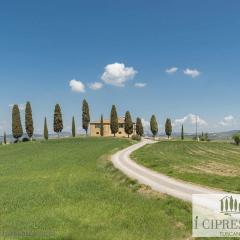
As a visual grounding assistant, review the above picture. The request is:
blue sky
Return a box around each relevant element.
[1,0,240,134]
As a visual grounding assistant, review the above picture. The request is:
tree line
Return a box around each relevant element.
[5,99,184,143]
[109,105,144,138]
[10,99,91,142]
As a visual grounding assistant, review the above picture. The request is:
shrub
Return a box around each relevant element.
[233,134,240,145]
[199,132,210,142]
[131,134,141,141]
[22,137,30,142]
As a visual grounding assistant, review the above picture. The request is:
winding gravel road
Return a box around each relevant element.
[111,139,225,202]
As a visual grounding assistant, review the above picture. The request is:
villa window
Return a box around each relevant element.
[95,124,101,128]
[119,123,124,128]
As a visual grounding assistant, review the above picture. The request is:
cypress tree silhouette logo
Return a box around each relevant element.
[220,196,240,216]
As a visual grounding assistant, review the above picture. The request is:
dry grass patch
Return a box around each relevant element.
[191,161,239,177]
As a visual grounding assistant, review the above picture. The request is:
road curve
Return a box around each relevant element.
[111,139,225,202]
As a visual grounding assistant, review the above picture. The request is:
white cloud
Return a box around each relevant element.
[69,79,85,93]
[166,67,178,74]
[141,118,150,133]
[134,82,146,88]
[89,82,103,90]
[174,114,207,127]
[224,115,234,121]
[183,68,200,78]
[101,63,137,87]
[141,118,150,128]
[219,115,235,126]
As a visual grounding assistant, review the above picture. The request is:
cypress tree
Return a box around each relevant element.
[82,99,90,135]
[124,111,133,138]
[53,104,63,137]
[165,118,172,139]
[12,104,23,141]
[181,124,184,140]
[25,101,34,140]
[3,132,7,144]
[230,196,234,211]
[225,198,228,211]
[110,105,118,137]
[72,116,76,137]
[221,199,224,212]
[136,117,144,137]
[150,115,158,137]
[44,117,48,140]
[235,199,237,211]
[100,114,104,137]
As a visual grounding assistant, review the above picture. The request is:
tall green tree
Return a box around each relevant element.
[181,124,184,140]
[225,198,228,211]
[124,111,133,138]
[230,196,234,211]
[82,99,90,135]
[3,132,7,144]
[53,104,63,137]
[110,105,118,137]
[25,101,34,140]
[72,116,76,137]
[165,118,172,139]
[150,115,158,137]
[12,104,23,141]
[221,199,224,212]
[234,199,238,211]
[100,114,104,137]
[44,117,48,140]
[136,117,144,137]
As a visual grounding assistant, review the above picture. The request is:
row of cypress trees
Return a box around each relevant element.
[109,105,144,138]
[109,105,183,139]
[43,100,91,140]
[150,115,184,139]
[9,99,184,141]
[12,102,34,141]
[10,99,90,141]
[150,115,173,138]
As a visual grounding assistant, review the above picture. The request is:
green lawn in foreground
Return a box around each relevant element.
[0,138,193,240]
[132,140,240,192]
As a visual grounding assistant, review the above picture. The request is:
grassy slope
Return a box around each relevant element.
[132,141,240,192]
[0,138,192,240]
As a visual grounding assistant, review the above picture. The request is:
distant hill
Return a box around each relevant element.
[146,130,240,140]
[0,132,72,143]
[207,130,240,140]
[171,130,240,140]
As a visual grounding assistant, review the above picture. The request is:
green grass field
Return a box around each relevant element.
[0,138,193,240]
[132,140,240,192]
